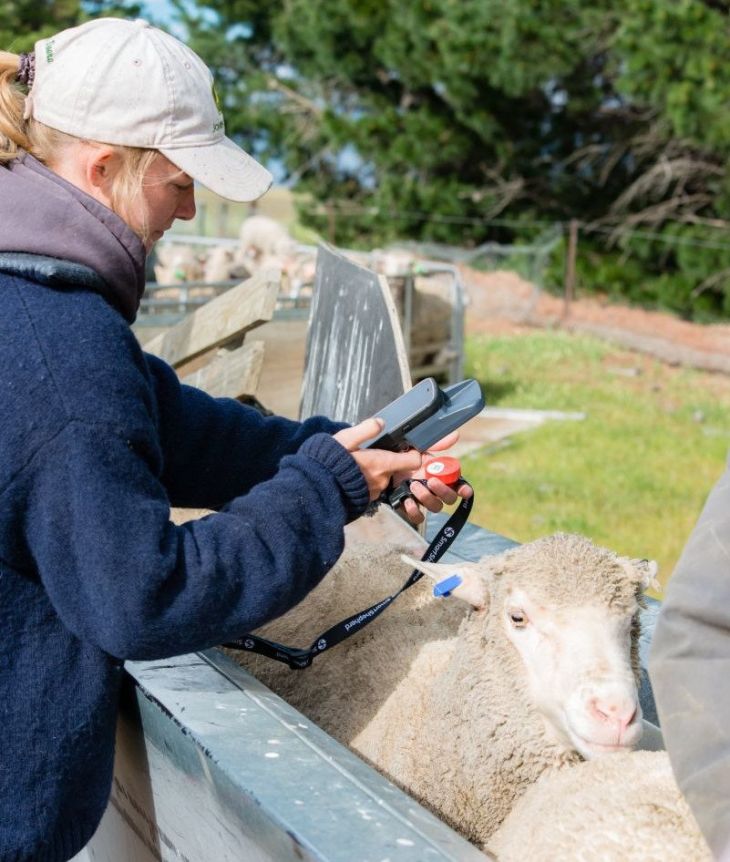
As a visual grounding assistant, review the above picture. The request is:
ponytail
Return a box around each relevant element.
[0,51,30,162]
[1,47,160,245]
[0,50,74,166]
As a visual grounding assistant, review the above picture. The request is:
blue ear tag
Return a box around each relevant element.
[433,574,462,598]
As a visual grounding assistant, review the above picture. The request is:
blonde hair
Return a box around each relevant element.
[0,49,157,244]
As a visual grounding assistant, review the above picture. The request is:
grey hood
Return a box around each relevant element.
[0,151,146,322]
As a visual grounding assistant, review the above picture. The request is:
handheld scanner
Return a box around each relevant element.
[361,377,443,452]
[362,377,485,452]
[405,379,484,451]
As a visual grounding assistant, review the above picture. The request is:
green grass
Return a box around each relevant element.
[461,330,730,592]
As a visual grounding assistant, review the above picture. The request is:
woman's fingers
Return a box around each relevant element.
[334,418,469,518]
[426,431,459,452]
[402,496,425,524]
[410,477,459,510]
[456,481,473,500]
[333,417,384,451]
[344,448,423,501]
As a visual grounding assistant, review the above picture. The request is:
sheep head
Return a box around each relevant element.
[402,533,657,761]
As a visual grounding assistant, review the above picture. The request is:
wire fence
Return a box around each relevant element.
[300,203,730,252]
[299,203,730,319]
[148,198,730,331]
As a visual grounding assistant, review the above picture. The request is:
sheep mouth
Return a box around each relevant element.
[571,732,635,758]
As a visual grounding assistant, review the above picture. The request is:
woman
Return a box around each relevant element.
[0,18,468,861]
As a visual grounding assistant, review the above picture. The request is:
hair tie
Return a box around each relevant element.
[17,52,36,88]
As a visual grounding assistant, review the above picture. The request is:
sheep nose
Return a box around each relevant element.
[588,695,638,741]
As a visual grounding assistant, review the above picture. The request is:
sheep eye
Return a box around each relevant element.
[507,608,528,628]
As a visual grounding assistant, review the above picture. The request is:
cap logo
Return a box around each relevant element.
[211,82,225,133]
[45,40,55,64]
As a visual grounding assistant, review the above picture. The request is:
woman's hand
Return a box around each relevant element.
[334,418,422,502]
[334,420,472,526]
[393,431,473,524]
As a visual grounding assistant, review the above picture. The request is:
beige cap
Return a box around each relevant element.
[28,17,273,202]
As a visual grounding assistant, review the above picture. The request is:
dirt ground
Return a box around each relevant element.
[461,267,730,375]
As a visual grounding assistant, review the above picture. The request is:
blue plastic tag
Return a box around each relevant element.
[433,574,462,598]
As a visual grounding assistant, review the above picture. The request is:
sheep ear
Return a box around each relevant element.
[400,554,491,610]
[621,557,661,594]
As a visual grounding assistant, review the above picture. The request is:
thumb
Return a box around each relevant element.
[427,430,459,452]
[333,417,384,452]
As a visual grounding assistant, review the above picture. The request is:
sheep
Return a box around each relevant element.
[227,512,691,850]
[283,248,317,299]
[234,214,319,298]
[153,243,204,285]
[238,214,295,263]
[489,749,710,861]
[370,248,418,278]
[201,244,250,284]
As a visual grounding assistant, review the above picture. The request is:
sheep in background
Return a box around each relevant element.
[370,247,417,278]
[202,245,250,284]
[153,243,204,285]
[284,249,317,298]
[238,214,295,264]
[229,517,709,854]
[234,214,318,297]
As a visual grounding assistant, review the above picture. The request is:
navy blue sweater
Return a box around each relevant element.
[0,266,369,861]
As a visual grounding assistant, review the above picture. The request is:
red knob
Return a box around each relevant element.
[423,455,462,487]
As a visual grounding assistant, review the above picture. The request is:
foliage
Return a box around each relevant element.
[463,330,730,587]
[615,0,730,152]
[174,0,730,319]
[0,2,143,52]
[544,226,730,320]
[6,1,730,318]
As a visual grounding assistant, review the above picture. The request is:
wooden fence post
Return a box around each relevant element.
[563,219,579,320]
[327,201,337,244]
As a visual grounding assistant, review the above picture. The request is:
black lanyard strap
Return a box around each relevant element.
[224,484,474,670]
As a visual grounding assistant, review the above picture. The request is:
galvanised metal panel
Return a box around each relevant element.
[80,649,489,862]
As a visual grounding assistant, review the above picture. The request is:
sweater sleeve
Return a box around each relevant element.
[145,353,349,508]
[20,418,369,661]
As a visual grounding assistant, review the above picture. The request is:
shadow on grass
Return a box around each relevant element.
[477,379,518,403]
